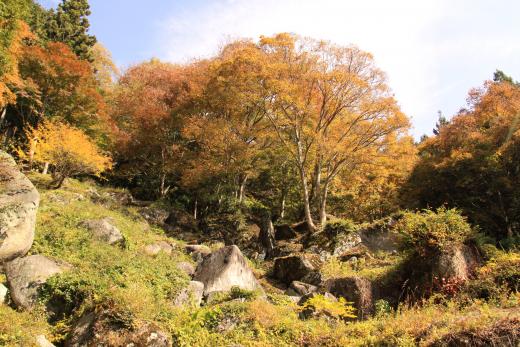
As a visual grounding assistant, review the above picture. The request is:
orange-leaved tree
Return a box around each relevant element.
[111,59,206,197]
[260,33,411,230]
[3,41,108,146]
[181,40,273,205]
[402,75,520,241]
[21,121,112,188]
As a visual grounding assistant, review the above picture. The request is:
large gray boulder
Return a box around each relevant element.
[0,151,39,263]
[80,218,124,245]
[193,245,263,295]
[5,254,71,309]
[273,254,322,285]
[321,276,374,319]
[274,224,297,240]
[288,280,317,296]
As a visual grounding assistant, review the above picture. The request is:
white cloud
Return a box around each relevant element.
[157,0,520,138]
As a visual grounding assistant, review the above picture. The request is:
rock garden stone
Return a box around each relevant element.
[66,311,171,347]
[164,208,198,232]
[36,335,56,347]
[185,244,211,263]
[433,244,479,282]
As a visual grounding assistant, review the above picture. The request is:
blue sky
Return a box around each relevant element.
[39,0,520,138]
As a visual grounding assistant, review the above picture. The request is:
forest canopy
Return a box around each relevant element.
[0,0,518,246]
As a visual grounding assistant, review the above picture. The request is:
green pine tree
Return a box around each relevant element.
[45,0,97,61]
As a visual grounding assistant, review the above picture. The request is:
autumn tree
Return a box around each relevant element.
[90,42,119,92]
[112,59,205,198]
[402,76,520,241]
[181,40,272,206]
[0,0,33,112]
[330,133,416,222]
[259,33,410,230]
[21,120,111,188]
[1,41,107,146]
[44,0,96,61]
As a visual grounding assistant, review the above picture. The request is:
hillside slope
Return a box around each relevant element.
[0,173,517,346]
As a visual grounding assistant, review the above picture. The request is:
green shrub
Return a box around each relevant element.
[300,295,356,320]
[324,218,357,237]
[396,207,474,255]
[374,299,393,317]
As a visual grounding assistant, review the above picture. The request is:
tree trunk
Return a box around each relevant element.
[238,174,248,204]
[0,108,6,133]
[299,166,316,232]
[193,199,198,220]
[42,162,49,175]
[279,191,286,220]
[159,172,169,197]
[296,134,316,233]
[259,216,276,259]
[50,173,66,189]
[28,138,37,170]
[310,159,321,207]
[319,180,330,226]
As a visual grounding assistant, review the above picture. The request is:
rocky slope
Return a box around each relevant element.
[0,153,518,346]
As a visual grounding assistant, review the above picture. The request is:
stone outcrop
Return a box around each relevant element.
[139,207,169,226]
[433,244,479,282]
[273,254,322,285]
[193,245,263,296]
[173,280,204,306]
[80,218,124,246]
[66,311,171,347]
[5,254,71,309]
[0,151,39,263]
[321,276,374,319]
[144,241,173,256]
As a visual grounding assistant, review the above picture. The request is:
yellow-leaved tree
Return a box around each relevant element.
[21,121,112,188]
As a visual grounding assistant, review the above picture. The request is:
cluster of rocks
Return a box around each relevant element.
[0,152,268,346]
[0,152,61,346]
[261,218,481,321]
